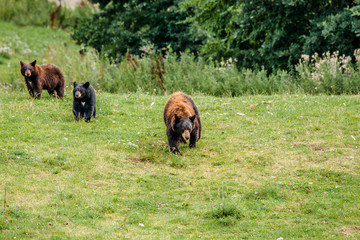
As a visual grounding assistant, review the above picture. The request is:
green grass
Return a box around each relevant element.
[1,19,360,239]
[0,89,359,239]
[0,20,79,87]
[0,0,56,27]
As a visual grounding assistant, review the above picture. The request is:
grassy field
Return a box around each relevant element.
[0,89,359,239]
[0,19,360,239]
[0,20,78,88]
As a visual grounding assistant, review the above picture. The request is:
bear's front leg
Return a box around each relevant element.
[189,129,197,148]
[72,109,81,121]
[32,85,42,99]
[73,101,83,121]
[34,92,42,99]
[25,81,35,97]
[84,102,94,122]
[167,129,180,155]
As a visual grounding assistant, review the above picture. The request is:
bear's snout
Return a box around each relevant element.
[75,91,82,98]
[182,130,190,142]
[25,70,31,77]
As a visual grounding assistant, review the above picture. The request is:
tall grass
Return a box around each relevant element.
[0,0,96,28]
[296,51,360,94]
[1,19,360,96]
[36,43,360,96]
[19,43,298,96]
[0,0,57,26]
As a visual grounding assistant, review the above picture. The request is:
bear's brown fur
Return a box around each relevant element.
[163,92,201,154]
[20,60,65,99]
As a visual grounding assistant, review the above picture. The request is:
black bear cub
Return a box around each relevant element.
[163,92,201,154]
[72,82,96,122]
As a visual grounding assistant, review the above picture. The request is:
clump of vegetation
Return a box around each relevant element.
[295,50,360,94]
[205,200,243,226]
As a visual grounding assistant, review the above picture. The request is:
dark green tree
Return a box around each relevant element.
[182,0,360,70]
[303,6,360,57]
[72,0,201,60]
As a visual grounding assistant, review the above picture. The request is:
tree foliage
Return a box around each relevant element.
[72,0,360,71]
[182,0,360,70]
[72,0,201,60]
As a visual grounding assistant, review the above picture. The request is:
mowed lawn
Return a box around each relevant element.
[0,88,359,239]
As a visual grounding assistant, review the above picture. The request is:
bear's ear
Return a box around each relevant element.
[83,82,90,88]
[190,115,196,122]
[73,82,78,87]
[20,60,24,66]
[30,60,36,66]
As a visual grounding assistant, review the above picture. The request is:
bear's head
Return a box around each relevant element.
[73,82,90,99]
[172,114,196,142]
[20,60,37,77]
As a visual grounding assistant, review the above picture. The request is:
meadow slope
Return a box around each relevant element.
[0,89,359,239]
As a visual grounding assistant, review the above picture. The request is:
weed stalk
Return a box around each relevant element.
[3,187,6,213]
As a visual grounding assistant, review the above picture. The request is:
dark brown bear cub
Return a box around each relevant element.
[20,60,65,99]
[163,92,201,154]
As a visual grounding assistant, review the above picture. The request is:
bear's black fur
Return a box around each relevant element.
[72,82,96,122]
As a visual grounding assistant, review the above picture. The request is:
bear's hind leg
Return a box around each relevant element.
[55,83,64,99]
[48,89,56,97]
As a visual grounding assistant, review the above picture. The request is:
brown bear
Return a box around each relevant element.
[163,92,201,154]
[20,60,65,99]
